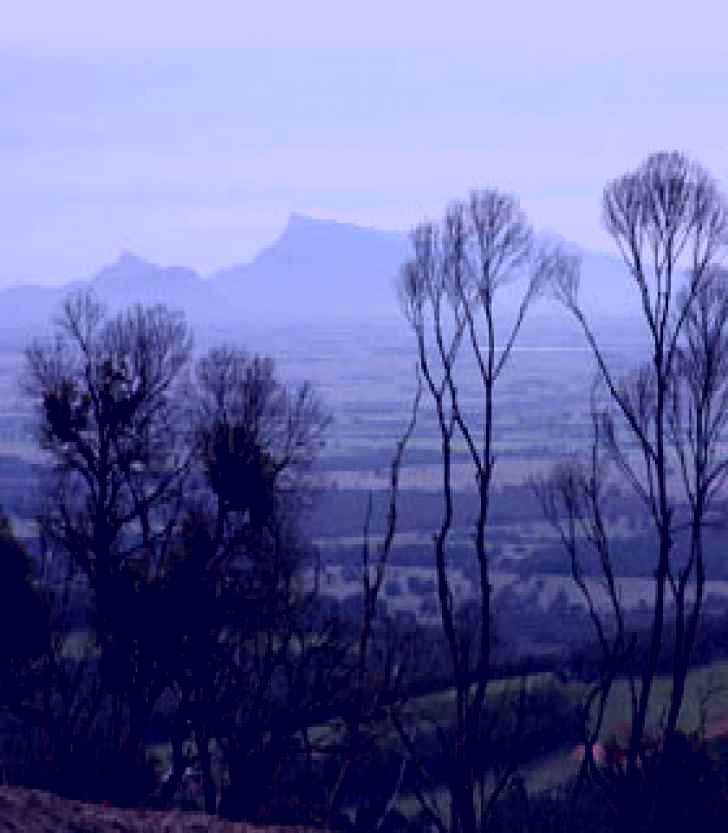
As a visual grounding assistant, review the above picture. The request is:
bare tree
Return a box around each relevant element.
[535,406,637,818]
[157,345,331,815]
[548,152,728,799]
[393,189,548,833]
[321,372,421,831]
[665,269,728,735]
[25,292,193,599]
[24,292,193,763]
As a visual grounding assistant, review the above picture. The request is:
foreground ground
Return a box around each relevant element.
[0,786,316,833]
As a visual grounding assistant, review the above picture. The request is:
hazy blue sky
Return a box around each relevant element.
[3,0,728,286]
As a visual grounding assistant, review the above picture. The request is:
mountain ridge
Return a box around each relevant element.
[0,213,643,348]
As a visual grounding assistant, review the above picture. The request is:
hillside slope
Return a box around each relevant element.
[0,786,317,833]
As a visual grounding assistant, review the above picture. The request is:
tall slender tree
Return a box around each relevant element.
[394,189,548,833]
[545,151,728,828]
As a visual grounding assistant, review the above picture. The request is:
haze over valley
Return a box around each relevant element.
[4,10,728,830]
[0,211,646,347]
[0,211,717,642]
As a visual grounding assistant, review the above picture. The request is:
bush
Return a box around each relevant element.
[596,730,728,833]
[0,512,48,701]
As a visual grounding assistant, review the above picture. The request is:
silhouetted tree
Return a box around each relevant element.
[157,346,330,814]
[0,511,48,709]
[394,190,549,833]
[321,375,420,831]
[24,292,193,767]
[546,151,728,829]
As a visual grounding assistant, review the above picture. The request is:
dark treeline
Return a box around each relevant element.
[4,151,728,833]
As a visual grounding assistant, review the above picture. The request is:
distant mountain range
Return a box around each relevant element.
[0,214,646,349]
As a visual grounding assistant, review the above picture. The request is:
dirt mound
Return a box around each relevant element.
[0,786,316,833]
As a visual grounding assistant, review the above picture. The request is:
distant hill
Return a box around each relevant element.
[0,253,221,349]
[0,213,647,349]
[91,251,209,309]
[210,212,411,320]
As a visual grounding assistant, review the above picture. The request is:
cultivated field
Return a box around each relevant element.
[4,318,728,633]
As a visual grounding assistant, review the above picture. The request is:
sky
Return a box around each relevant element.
[2,0,728,287]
